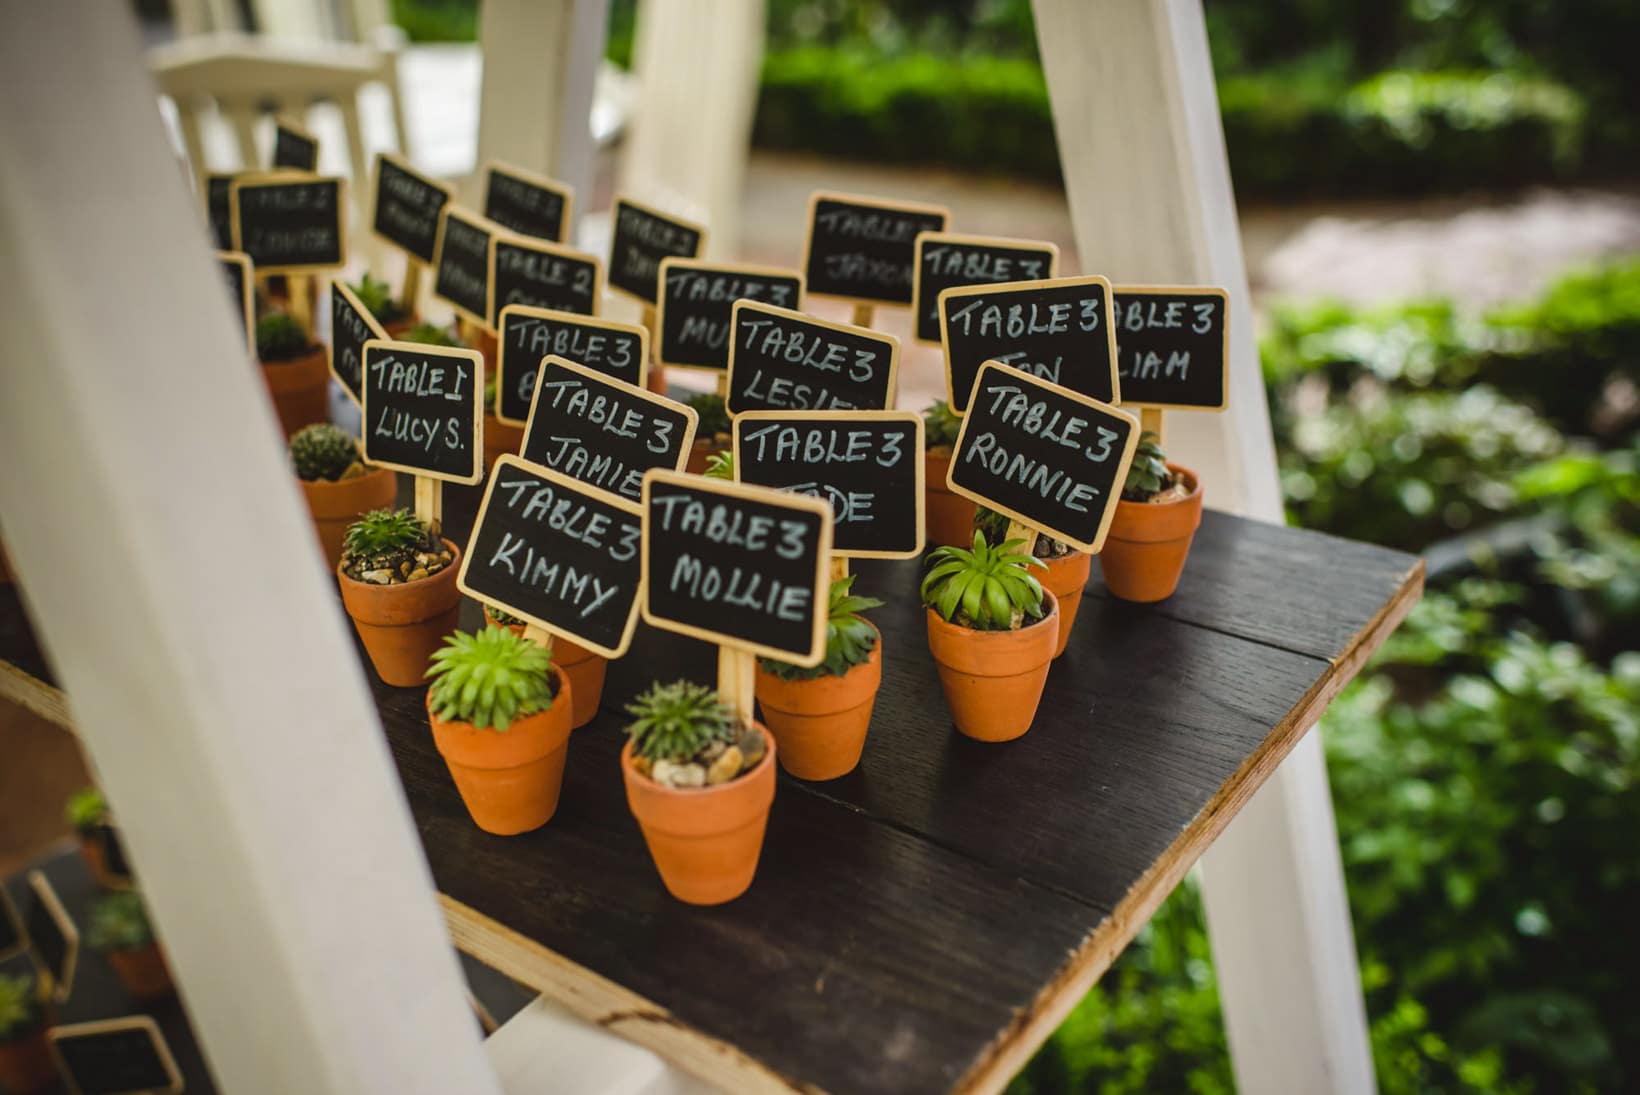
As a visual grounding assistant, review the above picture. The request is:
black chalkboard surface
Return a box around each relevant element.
[947,362,1139,554]
[50,1018,183,1095]
[230,175,346,273]
[204,172,239,250]
[331,281,386,406]
[641,471,832,665]
[25,870,76,1001]
[801,191,949,307]
[272,118,318,171]
[656,260,802,372]
[606,196,706,306]
[361,339,484,484]
[432,206,497,327]
[458,457,645,658]
[1112,286,1231,410]
[497,305,649,425]
[520,357,696,501]
[372,153,453,264]
[940,275,1120,413]
[218,250,254,355]
[489,235,600,328]
[734,411,925,559]
[911,232,1059,344]
[483,161,572,244]
[0,888,22,960]
[725,301,899,415]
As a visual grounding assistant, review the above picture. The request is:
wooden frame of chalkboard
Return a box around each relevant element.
[639,469,833,667]
[0,886,24,962]
[457,455,646,659]
[946,360,1140,554]
[605,195,709,307]
[653,258,804,374]
[486,231,602,330]
[227,172,348,274]
[271,115,319,172]
[733,410,926,559]
[1111,284,1232,411]
[359,338,486,485]
[799,189,951,309]
[370,152,455,265]
[25,869,78,1003]
[431,205,501,330]
[910,231,1060,345]
[724,300,901,415]
[217,250,254,357]
[48,1017,183,1095]
[496,305,651,426]
[203,171,242,251]
[481,159,574,245]
[330,279,387,408]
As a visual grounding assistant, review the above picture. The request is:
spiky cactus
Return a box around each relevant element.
[344,508,430,558]
[624,680,738,763]
[256,311,312,362]
[425,627,556,731]
[290,423,361,482]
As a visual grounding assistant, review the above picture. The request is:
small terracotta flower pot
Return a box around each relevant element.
[261,347,330,437]
[0,1021,55,1094]
[685,439,727,475]
[428,668,573,835]
[926,591,1059,743]
[924,449,978,547]
[384,315,417,339]
[646,363,668,395]
[107,943,173,1001]
[300,465,399,567]
[76,830,108,884]
[484,610,608,730]
[337,539,465,686]
[754,623,881,780]
[1040,551,1091,659]
[621,726,777,905]
[1098,464,1203,603]
[483,412,526,472]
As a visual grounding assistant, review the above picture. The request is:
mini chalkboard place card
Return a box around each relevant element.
[49,1017,183,1095]
[497,306,650,425]
[331,281,387,407]
[488,234,601,328]
[361,338,485,485]
[734,411,925,559]
[519,356,697,501]
[801,190,950,308]
[641,470,833,667]
[911,232,1059,344]
[482,160,574,244]
[939,274,1120,414]
[271,116,319,171]
[606,196,707,307]
[655,259,803,373]
[724,300,899,415]
[204,172,240,250]
[0,887,23,962]
[1112,285,1231,411]
[25,870,77,1003]
[372,152,454,265]
[229,173,347,273]
[947,361,1139,554]
[218,250,254,356]
[432,205,499,329]
[458,456,646,658]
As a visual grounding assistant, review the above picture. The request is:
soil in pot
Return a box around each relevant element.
[754,622,882,780]
[262,347,331,437]
[0,1022,55,1095]
[484,609,608,729]
[301,465,398,567]
[926,590,1060,742]
[107,943,174,1001]
[925,448,978,547]
[1099,463,1203,603]
[428,666,573,835]
[338,538,464,686]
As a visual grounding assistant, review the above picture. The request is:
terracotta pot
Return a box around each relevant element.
[0,1022,55,1094]
[924,449,979,548]
[337,539,465,686]
[428,668,573,835]
[76,830,108,884]
[1039,551,1092,659]
[754,623,881,780]
[646,363,668,395]
[299,465,399,568]
[261,347,330,437]
[1098,464,1203,603]
[685,438,728,476]
[925,591,1059,743]
[384,315,417,339]
[484,611,608,730]
[622,726,776,905]
[107,943,173,1001]
[483,412,526,471]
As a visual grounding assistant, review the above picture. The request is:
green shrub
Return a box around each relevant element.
[87,892,156,953]
[426,627,556,731]
[760,575,883,681]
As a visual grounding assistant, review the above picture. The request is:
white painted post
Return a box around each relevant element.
[0,6,502,1094]
[1031,3,1377,1093]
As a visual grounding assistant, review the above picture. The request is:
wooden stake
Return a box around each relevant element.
[521,623,555,654]
[716,372,730,398]
[716,646,756,730]
[457,317,478,346]
[830,557,850,584]
[851,303,873,328]
[413,476,442,533]
[287,274,313,334]
[1004,518,1040,557]
[1140,406,1164,446]
[402,259,423,319]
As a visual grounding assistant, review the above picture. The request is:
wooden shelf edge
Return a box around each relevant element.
[0,658,74,734]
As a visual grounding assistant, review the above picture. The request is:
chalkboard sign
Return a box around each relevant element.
[458,457,645,658]
[947,362,1139,554]
[801,191,949,307]
[330,281,386,407]
[641,471,832,665]
[49,1018,183,1095]
[497,306,649,425]
[911,232,1059,344]
[0,888,22,962]
[230,174,347,273]
[361,339,484,484]
[372,153,453,264]
[218,250,254,355]
[734,411,924,559]
[482,160,572,244]
[655,259,802,372]
[520,356,696,501]
[488,235,600,328]
[432,206,497,328]
[204,172,240,250]
[725,301,899,415]
[940,275,1120,413]
[606,196,707,306]
[25,870,77,1002]
[272,117,318,171]
[1112,286,1231,410]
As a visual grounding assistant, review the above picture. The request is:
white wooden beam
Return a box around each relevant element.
[0,6,501,1093]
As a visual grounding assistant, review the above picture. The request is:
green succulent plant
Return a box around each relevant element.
[256,311,313,361]
[404,322,464,348]
[971,505,1070,559]
[0,972,42,1043]
[349,272,406,324]
[343,508,432,558]
[483,603,526,627]
[923,400,964,450]
[703,450,734,480]
[1123,431,1172,501]
[922,529,1047,631]
[624,680,739,763]
[761,575,884,680]
[686,392,731,438]
[484,375,498,414]
[290,423,361,482]
[426,627,556,731]
[86,892,156,954]
[65,786,108,833]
